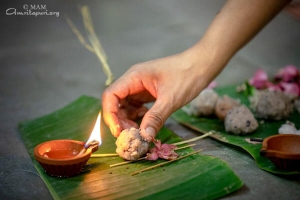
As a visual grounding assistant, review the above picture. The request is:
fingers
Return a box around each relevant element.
[102,72,151,137]
[102,97,140,137]
[102,91,122,137]
[139,100,172,142]
[102,53,201,140]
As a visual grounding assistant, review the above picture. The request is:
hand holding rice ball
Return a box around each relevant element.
[102,1,291,146]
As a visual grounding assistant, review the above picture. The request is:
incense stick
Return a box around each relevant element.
[175,143,196,150]
[110,157,146,167]
[76,148,86,157]
[172,131,212,146]
[90,153,118,158]
[109,143,196,167]
[130,149,202,176]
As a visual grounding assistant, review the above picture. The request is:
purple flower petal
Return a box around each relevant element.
[249,69,268,89]
[146,140,178,161]
[275,65,299,82]
[266,81,282,91]
[207,81,218,89]
[146,152,159,160]
[280,82,300,96]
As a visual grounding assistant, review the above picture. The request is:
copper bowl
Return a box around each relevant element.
[260,134,300,171]
[34,140,97,177]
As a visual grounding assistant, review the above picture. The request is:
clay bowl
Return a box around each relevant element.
[260,134,300,171]
[34,140,97,177]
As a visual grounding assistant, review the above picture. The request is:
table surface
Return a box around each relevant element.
[1,0,300,199]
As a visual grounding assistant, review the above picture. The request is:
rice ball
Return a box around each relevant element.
[189,89,219,116]
[215,95,240,121]
[255,90,293,120]
[225,105,258,135]
[115,128,149,160]
[295,99,300,114]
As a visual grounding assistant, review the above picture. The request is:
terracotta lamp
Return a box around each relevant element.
[34,139,99,177]
[260,134,300,171]
[34,112,102,177]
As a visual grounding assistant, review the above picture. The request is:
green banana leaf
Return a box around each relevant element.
[172,85,300,175]
[18,95,243,200]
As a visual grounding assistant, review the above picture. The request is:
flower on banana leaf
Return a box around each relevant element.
[146,140,178,161]
[248,65,300,96]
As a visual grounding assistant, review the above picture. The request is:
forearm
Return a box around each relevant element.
[188,0,291,85]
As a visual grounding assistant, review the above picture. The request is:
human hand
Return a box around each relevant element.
[102,0,291,141]
[102,48,215,141]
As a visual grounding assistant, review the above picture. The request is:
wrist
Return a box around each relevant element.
[182,41,229,90]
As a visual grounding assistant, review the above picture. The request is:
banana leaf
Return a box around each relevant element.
[172,85,300,175]
[18,95,243,200]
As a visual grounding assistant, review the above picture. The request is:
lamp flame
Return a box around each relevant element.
[85,112,102,148]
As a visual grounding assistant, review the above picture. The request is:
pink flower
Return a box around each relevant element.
[266,82,281,92]
[146,140,178,161]
[279,82,300,96]
[248,65,300,97]
[207,81,218,89]
[275,65,299,82]
[249,69,269,89]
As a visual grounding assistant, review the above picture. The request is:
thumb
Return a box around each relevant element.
[139,101,171,142]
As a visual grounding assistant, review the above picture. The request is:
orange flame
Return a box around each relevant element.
[86,112,102,146]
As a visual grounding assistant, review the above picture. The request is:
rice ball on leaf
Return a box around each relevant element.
[115,128,149,161]
[189,89,219,116]
[215,95,240,121]
[225,105,258,135]
[254,90,293,120]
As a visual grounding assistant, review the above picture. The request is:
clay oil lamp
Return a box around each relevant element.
[260,134,300,171]
[34,113,102,177]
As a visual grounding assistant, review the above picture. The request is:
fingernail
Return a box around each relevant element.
[137,111,147,117]
[140,127,156,142]
[145,127,156,138]
[109,126,115,135]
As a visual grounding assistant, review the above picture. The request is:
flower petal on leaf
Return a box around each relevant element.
[146,140,178,161]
